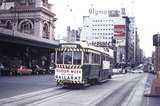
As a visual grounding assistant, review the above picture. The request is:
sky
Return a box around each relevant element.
[48,0,160,57]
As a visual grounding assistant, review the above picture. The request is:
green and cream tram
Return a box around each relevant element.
[54,42,113,86]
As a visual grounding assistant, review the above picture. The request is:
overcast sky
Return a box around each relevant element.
[49,0,160,57]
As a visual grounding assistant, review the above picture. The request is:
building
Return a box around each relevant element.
[81,16,114,48]
[66,26,81,42]
[134,28,141,65]
[0,0,58,71]
[0,0,56,40]
[81,15,137,67]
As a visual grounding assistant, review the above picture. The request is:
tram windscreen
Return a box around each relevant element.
[64,51,72,64]
[73,51,81,65]
[57,51,63,64]
[57,51,82,64]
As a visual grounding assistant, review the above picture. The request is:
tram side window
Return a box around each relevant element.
[101,55,106,61]
[57,51,63,64]
[64,51,72,64]
[92,53,100,64]
[73,51,81,65]
[83,52,89,64]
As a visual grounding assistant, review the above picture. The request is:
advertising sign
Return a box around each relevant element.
[88,8,120,17]
[55,68,82,82]
[114,25,126,36]
[103,61,110,69]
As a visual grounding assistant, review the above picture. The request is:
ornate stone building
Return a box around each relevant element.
[0,0,58,72]
[0,0,56,40]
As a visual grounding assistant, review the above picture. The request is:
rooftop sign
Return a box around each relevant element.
[89,8,120,17]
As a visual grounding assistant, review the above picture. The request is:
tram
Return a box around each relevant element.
[54,42,113,86]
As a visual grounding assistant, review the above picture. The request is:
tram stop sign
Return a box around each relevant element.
[153,34,160,46]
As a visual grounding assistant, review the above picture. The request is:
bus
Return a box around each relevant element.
[54,42,113,86]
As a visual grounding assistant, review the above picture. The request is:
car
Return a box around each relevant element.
[17,65,32,75]
[112,68,122,74]
[131,69,143,73]
[0,63,12,76]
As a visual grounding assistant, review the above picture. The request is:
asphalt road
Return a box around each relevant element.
[0,75,56,99]
[0,73,159,106]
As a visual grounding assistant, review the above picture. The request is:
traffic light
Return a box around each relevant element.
[153,34,160,46]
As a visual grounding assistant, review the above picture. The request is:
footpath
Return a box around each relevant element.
[122,73,160,106]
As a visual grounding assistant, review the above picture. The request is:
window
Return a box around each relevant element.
[92,53,100,64]
[73,52,81,65]
[64,51,72,64]
[20,20,33,34]
[57,51,63,64]
[42,23,49,39]
[83,52,89,64]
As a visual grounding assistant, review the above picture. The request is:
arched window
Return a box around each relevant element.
[42,23,49,39]
[19,19,33,34]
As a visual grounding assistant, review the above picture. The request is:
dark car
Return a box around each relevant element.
[0,63,12,76]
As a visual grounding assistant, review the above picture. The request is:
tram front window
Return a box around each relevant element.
[73,51,81,65]
[64,51,72,64]
[57,51,63,64]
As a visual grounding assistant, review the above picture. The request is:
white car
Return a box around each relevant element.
[131,69,143,73]
[112,68,122,74]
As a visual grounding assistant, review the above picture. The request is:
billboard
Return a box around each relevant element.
[114,25,126,36]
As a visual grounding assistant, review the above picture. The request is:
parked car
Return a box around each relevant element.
[131,69,143,73]
[0,63,11,76]
[0,63,4,76]
[17,65,32,75]
[112,68,122,74]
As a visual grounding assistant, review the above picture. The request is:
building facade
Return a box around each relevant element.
[81,16,114,48]
[0,0,58,72]
[81,15,137,67]
[0,0,56,40]
[66,26,81,42]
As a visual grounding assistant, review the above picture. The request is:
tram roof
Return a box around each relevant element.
[60,41,113,57]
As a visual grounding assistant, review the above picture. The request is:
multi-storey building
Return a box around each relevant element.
[81,15,137,66]
[81,16,114,48]
[66,26,81,42]
[0,0,56,40]
[0,0,58,71]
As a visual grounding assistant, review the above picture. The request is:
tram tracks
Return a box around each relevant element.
[0,74,146,106]
[88,74,147,106]
[0,87,72,106]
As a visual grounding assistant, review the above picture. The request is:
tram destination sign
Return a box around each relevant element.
[61,45,77,48]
